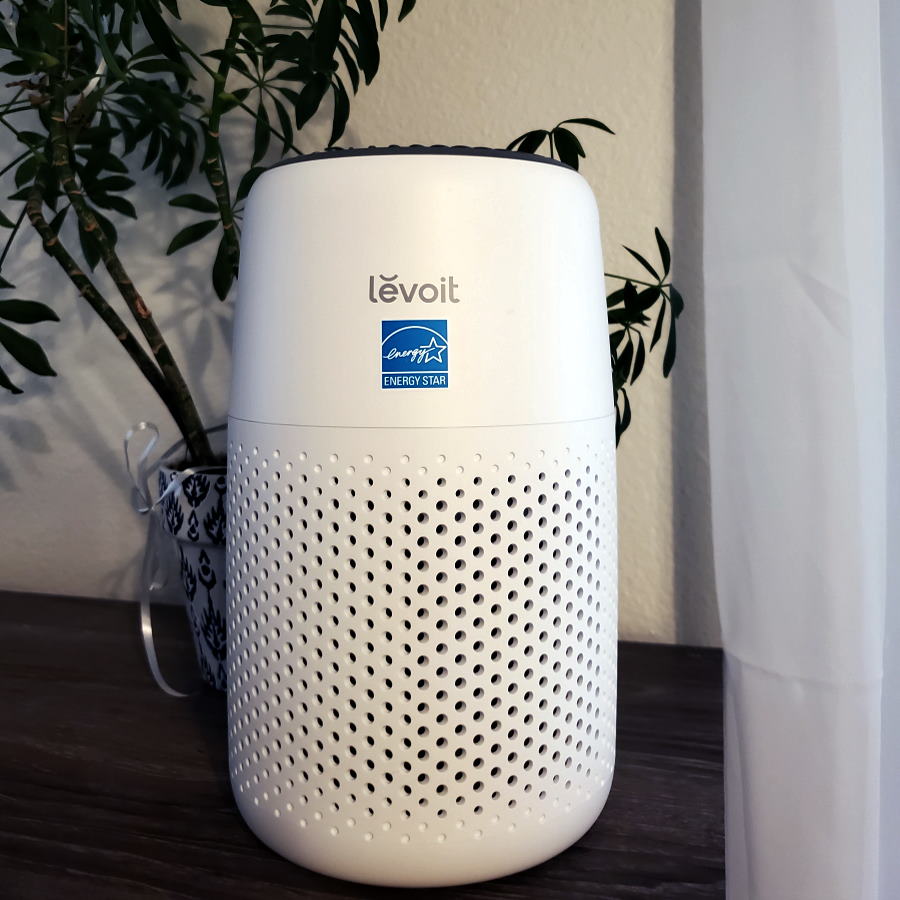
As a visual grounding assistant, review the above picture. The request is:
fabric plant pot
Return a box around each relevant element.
[158,465,228,690]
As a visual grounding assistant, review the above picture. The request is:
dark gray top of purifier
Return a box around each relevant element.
[270,145,573,171]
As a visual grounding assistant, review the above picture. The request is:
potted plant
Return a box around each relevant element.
[0,0,682,690]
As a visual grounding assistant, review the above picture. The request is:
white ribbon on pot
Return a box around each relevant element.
[124,421,227,698]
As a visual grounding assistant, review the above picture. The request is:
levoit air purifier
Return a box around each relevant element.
[226,146,617,888]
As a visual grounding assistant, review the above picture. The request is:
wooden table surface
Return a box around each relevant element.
[0,592,723,899]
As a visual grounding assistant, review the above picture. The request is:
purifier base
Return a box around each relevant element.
[226,417,618,886]
[235,774,613,888]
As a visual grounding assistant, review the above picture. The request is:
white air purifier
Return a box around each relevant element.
[226,147,617,888]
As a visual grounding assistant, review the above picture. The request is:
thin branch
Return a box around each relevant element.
[0,206,26,270]
[24,187,185,425]
[605,273,660,289]
[48,89,215,465]
[0,115,25,139]
[1,103,41,115]
[0,87,25,116]
[0,149,30,178]
[201,18,242,279]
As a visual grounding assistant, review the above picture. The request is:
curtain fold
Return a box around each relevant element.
[878,0,900,894]
[702,1,893,896]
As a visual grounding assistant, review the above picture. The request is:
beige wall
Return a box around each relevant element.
[0,1,717,645]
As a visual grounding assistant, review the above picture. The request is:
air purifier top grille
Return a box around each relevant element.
[270,145,575,171]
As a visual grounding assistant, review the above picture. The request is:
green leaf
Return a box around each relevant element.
[559,116,614,135]
[636,286,661,311]
[0,209,16,229]
[167,220,218,255]
[230,0,263,43]
[121,0,137,51]
[0,322,56,376]
[329,79,350,146]
[398,0,416,21]
[619,388,631,435]
[606,286,625,308]
[655,227,670,276]
[0,362,22,394]
[0,60,34,76]
[168,132,197,187]
[631,334,646,383]
[143,128,162,170]
[102,154,129,174]
[268,1,313,16]
[294,74,330,129]
[377,0,389,28]
[236,166,265,203]
[94,194,138,219]
[14,155,39,189]
[623,280,641,316]
[617,335,634,380]
[80,0,128,81]
[345,4,380,83]
[337,41,361,93]
[215,86,252,114]
[507,129,547,154]
[170,193,219,213]
[0,300,59,324]
[313,0,343,70]
[92,210,118,249]
[623,245,660,280]
[662,315,677,377]
[50,206,72,234]
[272,97,295,155]
[649,302,666,351]
[0,20,16,51]
[130,57,191,79]
[609,329,626,352]
[78,220,102,270]
[0,276,14,290]
[669,284,685,317]
[607,307,641,326]
[212,233,234,301]
[252,101,271,165]
[136,0,188,83]
[356,0,381,36]
[551,126,585,169]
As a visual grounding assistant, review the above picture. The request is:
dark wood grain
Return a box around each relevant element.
[0,592,723,899]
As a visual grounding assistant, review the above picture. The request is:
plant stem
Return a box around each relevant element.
[0,206,26,270]
[0,115,25,139]
[1,104,40,115]
[0,87,25,117]
[0,149,30,178]
[24,187,186,427]
[605,272,660,288]
[47,90,215,465]
[202,18,242,279]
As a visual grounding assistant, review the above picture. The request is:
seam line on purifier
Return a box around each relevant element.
[226,413,616,431]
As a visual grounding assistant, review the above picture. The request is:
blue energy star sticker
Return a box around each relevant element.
[381,320,449,389]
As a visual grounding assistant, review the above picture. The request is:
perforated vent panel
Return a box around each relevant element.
[225,418,617,885]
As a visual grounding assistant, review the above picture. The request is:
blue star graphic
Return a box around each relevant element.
[421,336,446,364]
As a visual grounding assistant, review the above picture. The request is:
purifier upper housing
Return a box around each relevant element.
[226,147,618,887]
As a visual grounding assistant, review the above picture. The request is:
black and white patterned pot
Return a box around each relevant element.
[158,465,227,691]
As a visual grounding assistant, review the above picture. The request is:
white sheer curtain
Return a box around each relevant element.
[702,1,897,897]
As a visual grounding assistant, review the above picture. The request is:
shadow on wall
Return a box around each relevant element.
[672,0,720,646]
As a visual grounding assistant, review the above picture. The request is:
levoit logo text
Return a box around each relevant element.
[369,274,460,303]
